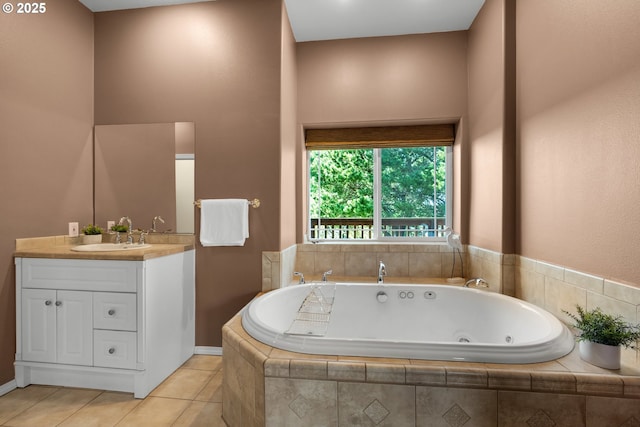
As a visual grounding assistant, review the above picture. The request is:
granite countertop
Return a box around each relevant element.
[14,235,195,261]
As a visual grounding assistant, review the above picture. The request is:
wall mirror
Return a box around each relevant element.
[94,122,195,234]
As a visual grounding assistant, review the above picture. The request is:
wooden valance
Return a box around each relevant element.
[305,124,455,150]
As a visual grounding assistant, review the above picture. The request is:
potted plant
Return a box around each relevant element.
[563,305,640,369]
[110,224,128,233]
[81,224,103,244]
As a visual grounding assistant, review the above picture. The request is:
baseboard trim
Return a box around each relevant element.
[0,379,17,397]
[194,346,223,356]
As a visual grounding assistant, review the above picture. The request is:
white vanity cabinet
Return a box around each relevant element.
[15,250,195,398]
[21,289,93,366]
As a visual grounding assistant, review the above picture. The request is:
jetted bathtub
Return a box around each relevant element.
[242,282,575,364]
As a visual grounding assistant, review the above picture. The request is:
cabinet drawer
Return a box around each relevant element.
[21,258,138,292]
[93,293,136,331]
[94,330,137,369]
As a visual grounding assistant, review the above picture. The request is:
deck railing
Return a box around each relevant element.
[310,218,447,239]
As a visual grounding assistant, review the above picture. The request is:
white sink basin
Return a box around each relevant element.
[71,243,152,252]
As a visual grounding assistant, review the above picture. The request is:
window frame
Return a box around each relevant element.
[306,145,453,243]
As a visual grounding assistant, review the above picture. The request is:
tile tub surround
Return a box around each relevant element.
[264,243,640,365]
[222,313,640,427]
[295,243,465,279]
[262,242,466,291]
[262,244,297,292]
[466,245,515,295]
[514,255,640,367]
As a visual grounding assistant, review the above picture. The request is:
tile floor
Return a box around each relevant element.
[0,355,227,427]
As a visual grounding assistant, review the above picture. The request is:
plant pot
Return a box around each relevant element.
[579,340,621,369]
[82,234,103,245]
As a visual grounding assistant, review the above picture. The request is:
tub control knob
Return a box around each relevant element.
[376,291,388,303]
[108,347,115,355]
[108,309,116,316]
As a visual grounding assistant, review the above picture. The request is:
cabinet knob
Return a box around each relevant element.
[108,347,116,355]
[55,301,62,306]
[45,300,52,306]
[108,309,116,316]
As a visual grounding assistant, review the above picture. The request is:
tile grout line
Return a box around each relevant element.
[3,386,62,426]
[54,390,106,427]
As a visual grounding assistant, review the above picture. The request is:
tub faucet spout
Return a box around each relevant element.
[378,261,386,284]
[464,278,489,288]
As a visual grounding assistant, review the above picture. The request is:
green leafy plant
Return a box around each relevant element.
[563,305,640,348]
[110,224,128,233]
[81,224,103,235]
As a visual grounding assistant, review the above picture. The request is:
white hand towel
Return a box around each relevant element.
[199,199,249,246]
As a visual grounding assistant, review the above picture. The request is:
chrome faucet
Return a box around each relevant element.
[464,278,489,288]
[294,272,305,284]
[378,261,387,284]
[151,215,165,233]
[322,269,333,282]
[118,216,133,244]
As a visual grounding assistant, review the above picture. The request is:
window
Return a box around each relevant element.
[306,124,454,241]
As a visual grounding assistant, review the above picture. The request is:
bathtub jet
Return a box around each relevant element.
[242,282,575,364]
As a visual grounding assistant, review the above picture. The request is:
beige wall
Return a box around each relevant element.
[296,32,469,238]
[94,0,285,347]
[0,0,94,383]
[517,1,640,284]
[297,33,468,124]
[467,0,509,253]
[280,2,297,249]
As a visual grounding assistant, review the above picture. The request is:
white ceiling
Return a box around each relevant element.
[78,0,485,42]
[78,0,213,13]
[285,0,485,42]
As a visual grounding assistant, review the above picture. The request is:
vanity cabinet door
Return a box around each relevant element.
[21,289,93,366]
[56,290,93,366]
[21,289,56,363]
